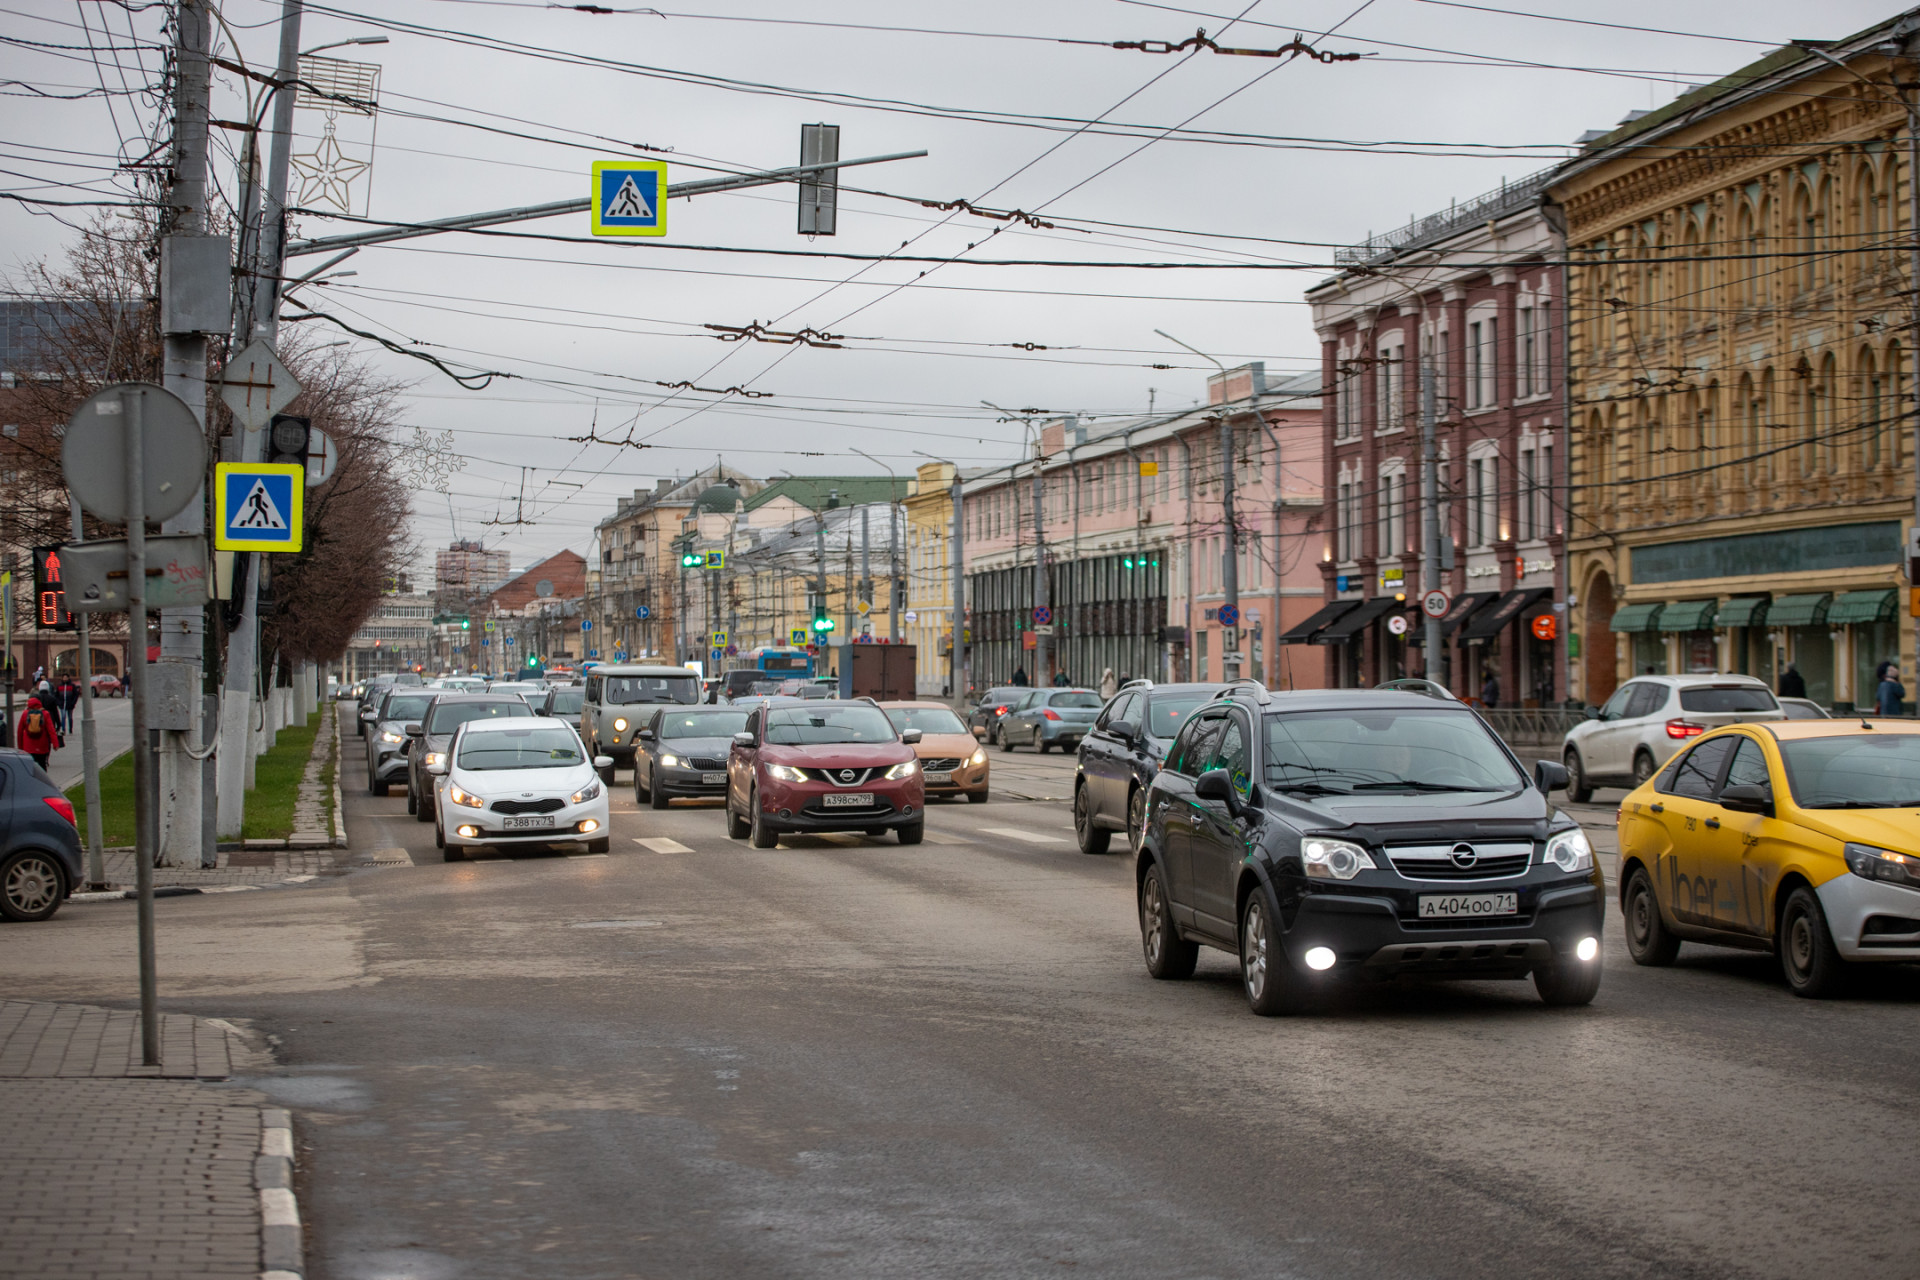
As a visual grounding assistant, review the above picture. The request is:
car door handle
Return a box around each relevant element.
[1649,803,1664,813]
[1705,817,1720,829]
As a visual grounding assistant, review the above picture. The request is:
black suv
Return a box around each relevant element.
[1074,682,1226,855]
[1136,684,1604,1015]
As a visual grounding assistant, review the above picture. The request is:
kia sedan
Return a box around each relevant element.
[428,719,614,861]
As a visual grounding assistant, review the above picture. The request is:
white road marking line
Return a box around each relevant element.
[921,830,970,845]
[634,837,693,853]
[978,826,1072,845]
[566,853,609,859]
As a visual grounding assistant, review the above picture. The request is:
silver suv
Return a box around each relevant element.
[1561,674,1784,800]
[581,664,702,779]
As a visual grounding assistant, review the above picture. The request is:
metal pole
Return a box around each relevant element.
[950,469,965,704]
[71,499,105,888]
[1422,357,1443,670]
[1221,414,1242,681]
[1909,71,1920,702]
[124,389,159,1066]
[860,505,871,639]
[1033,445,1050,683]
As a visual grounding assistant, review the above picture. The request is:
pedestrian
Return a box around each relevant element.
[1779,664,1807,699]
[1875,657,1894,688]
[61,676,80,731]
[1011,666,1029,687]
[1052,669,1070,687]
[1877,666,1906,718]
[14,696,60,770]
[1480,671,1500,709]
[1099,667,1117,700]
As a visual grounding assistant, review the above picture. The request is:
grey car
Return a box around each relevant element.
[366,688,437,796]
[634,707,753,809]
[0,749,83,921]
[999,688,1103,753]
[405,694,535,822]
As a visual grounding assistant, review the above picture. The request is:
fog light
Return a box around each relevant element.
[457,825,479,839]
[578,818,600,834]
[1575,936,1599,962]
[1304,946,1336,971]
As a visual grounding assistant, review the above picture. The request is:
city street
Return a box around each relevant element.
[0,707,1914,1280]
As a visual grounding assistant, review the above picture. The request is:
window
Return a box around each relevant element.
[1168,712,1224,777]
[1376,337,1405,431]
[1663,736,1735,800]
[1467,320,1487,408]
[1336,480,1354,561]
[1626,683,1668,720]
[1207,715,1253,798]
[1517,306,1535,398]
[1468,453,1498,547]
[1377,464,1406,558]
[1518,447,1535,541]
[1722,737,1772,793]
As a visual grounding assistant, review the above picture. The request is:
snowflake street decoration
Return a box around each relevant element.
[291,56,380,215]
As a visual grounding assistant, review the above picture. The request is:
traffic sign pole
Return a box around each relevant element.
[71,496,104,889]
[122,390,161,1066]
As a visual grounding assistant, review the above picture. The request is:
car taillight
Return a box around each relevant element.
[1665,719,1705,739]
[1042,709,1061,720]
[994,706,1009,716]
[43,795,75,825]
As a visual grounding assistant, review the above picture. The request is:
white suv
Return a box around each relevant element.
[1562,674,1785,800]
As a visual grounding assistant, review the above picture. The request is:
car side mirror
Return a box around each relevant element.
[1109,718,1137,743]
[593,755,614,771]
[404,723,425,737]
[1194,768,1236,810]
[732,731,755,747]
[1584,706,1601,721]
[1718,782,1773,815]
[901,728,923,745]
[638,727,655,741]
[973,726,987,740]
[1534,760,1569,793]
[426,760,448,776]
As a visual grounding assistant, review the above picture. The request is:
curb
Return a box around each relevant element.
[256,1106,305,1278]
[331,706,347,848]
[68,874,319,903]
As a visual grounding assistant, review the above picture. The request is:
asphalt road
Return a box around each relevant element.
[6,706,1919,1280]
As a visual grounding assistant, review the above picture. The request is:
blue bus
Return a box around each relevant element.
[719,646,815,698]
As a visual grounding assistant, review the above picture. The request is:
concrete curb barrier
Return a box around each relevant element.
[331,706,347,847]
[257,1107,304,1278]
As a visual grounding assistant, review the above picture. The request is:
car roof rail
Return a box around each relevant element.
[1118,678,1154,690]
[1214,678,1273,707]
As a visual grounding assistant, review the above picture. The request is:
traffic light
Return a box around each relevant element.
[680,550,702,569]
[526,654,538,668]
[32,546,73,632]
[812,612,835,634]
[267,413,311,466]
[460,618,470,631]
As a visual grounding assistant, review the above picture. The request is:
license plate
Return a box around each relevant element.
[501,815,555,830]
[822,792,873,808]
[924,771,952,783]
[701,772,725,785]
[1418,892,1518,919]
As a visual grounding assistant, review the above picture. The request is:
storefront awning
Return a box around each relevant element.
[1657,599,1718,633]
[1407,591,1499,646]
[1767,593,1831,628]
[1713,596,1768,629]
[1460,588,1551,644]
[1609,603,1664,633]
[1277,598,1359,644]
[1314,595,1401,644]
[1826,589,1896,626]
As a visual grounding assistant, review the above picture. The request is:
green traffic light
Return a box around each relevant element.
[460,618,470,630]
[812,616,835,632]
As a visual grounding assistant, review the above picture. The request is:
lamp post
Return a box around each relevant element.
[984,403,1050,684]
[850,448,903,645]
[1155,330,1243,682]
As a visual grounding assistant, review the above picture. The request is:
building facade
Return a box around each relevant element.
[342,593,434,678]
[1554,14,1918,710]
[903,462,958,695]
[433,539,510,612]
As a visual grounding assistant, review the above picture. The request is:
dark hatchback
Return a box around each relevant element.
[1136,687,1604,1015]
[1075,682,1226,855]
[405,694,535,822]
[0,749,83,921]
[635,707,751,809]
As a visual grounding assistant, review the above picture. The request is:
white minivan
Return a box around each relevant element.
[1561,674,1785,800]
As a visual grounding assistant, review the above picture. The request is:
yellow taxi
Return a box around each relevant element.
[1617,718,1920,996]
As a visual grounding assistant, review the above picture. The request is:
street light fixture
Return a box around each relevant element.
[982,402,1052,685]
[850,447,904,645]
[1154,329,1243,681]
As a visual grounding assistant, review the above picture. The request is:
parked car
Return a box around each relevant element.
[967,687,1027,740]
[725,701,926,847]
[405,694,534,822]
[1777,697,1831,720]
[582,664,703,777]
[366,688,438,797]
[0,749,82,921]
[634,707,751,809]
[1136,686,1603,1015]
[1616,719,1920,997]
[997,687,1103,753]
[426,718,613,861]
[878,701,989,802]
[1561,674,1784,801]
[1074,682,1226,854]
[88,674,123,698]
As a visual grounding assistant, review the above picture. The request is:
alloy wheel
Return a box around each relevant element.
[1127,788,1147,853]
[1243,899,1271,1002]
[4,853,60,917]
[1141,874,1166,965]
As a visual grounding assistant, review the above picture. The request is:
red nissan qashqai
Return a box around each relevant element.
[726,699,926,847]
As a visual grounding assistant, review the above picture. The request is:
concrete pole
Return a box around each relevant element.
[123,389,159,1065]
[1220,414,1242,681]
[950,470,965,704]
[860,505,871,638]
[70,498,104,887]
[1422,358,1444,670]
[1032,447,1050,683]
[888,502,900,644]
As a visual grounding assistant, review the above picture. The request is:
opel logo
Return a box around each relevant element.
[838,769,857,783]
[1450,842,1479,869]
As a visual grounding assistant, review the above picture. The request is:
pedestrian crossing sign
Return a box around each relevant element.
[214,462,304,552]
[590,161,666,236]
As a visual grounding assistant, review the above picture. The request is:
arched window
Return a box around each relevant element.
[1753,370,1774,486]
[1683,220,1704,327]
[1861,346,1883,471]
[1792,183,1817,294]
[1818,353,1838,474]
[1751,197,1771,309]
[1889,342,1907,468]
[1796,358,1818,475]
[1857,163,1883,269]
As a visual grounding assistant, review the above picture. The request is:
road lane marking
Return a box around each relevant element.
[978,826,1071,844]
[921,830,970,845]
[634,837,693,853]
[566,853,609,859]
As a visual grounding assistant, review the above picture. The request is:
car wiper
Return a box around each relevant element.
[1272,781,1352,795]
[1806,799,1914,809]
[1348,780,1507,792]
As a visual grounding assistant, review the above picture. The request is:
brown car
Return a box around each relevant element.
[878,701,989,803]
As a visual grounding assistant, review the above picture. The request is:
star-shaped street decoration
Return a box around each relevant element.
[290,114,370,214]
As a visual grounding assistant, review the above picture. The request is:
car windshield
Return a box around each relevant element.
[765,706,897,745]
[1778,734,1920,808]
[1679,686,1777,713]
[1049,691,1101,709]
[545,689,585,716]
[1262,709,1526,794]
[487,683,538,695]
[886,707,968,734]
[984,688,1023,706]
[1780,701,1827,721]
[604,674,699,705]
[381,695,434,722]
[426,700,532,733]
[456,726,585,770]
[1144,694,1211,739]
[660,711,750,739]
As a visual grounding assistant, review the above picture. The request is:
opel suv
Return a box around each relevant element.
[725,700,926,847]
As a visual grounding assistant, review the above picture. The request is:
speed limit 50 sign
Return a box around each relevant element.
[1420,589,1451,619]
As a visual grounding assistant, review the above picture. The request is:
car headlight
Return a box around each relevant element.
[1844,842,1920,889]
[766,763,807,783]
[423,752,444,768]
[1542,828,1594,874]
[380,730,404,743]
[969,747,986,766]
[614,718,629,732]
[1302,837,1376,880]
[448,784,486,809]
[658,753,681,769]
[885,759,918,780]
[570,780,602,804]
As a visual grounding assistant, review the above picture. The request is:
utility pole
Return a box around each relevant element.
[1422,357,1444,670]
[860,505,871,638]
[950,468,965,703]
[1032,447,1050,685]
[1219,413,1242,681]
[71,498,104,888]
[888,502,900,644]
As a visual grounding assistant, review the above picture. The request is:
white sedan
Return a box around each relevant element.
[428,717,614,861]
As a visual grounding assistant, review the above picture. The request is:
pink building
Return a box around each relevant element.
[960,365,1327,691]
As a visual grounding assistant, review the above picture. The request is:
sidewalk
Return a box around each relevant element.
[39,695,133,792]
[0,1000,304,1279]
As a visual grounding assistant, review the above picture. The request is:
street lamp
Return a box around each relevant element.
[983,401,1052,685]
[301,35,390,57]
[850,447,904,645]
[1154,329,1243,682]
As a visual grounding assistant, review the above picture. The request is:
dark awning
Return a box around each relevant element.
[1827,589,1896,625]
[1609,603,1664,633]
[1407,590,1499,646]
[1714,596,1768,629]
[1657,599,1718,633]
[1277,598,1360,644]
[1315,595,1401,644]
[1768,593,1831,628]
[1460,588,1551,644]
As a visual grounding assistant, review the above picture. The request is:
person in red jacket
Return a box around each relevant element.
[15,696,61,769]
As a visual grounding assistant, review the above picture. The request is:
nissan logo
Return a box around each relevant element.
[1449,842,1479,869]
[838,769,857,783]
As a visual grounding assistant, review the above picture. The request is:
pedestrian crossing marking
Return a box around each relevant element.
[979,826,1071,845]
[635,837,692,853]
[604,174,653,220]
[232,479,289,529]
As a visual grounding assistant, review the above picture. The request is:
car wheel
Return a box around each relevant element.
[1126,786,1147,855]
[1563,748,1593,804]
[998,726,1014,753]
[1533,950,1603,1006]
[1631,750,1657,788]
[587,837,611,854]
[406,787,417,815]
[414,789,432,822]
[1073,782,1111,856]
[649,780,668,811]
[1036,740,1049,754]
[897,820,924,845]
[0,850,65,922]
[1622,866,1680,966]
[1240,892,1306,1016]
[599,760,616,786]
[1139,863,1197,980]
[370,779,388,797]
[748,789,778,849]
[725,797,750,840]
[433,815,445,849]
[966,789,989,804]
[442,844,463,862]
[634,767,651,805]
[1780,886,1849,998]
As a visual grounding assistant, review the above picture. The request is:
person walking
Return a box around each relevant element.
[14,696,60,770]
[60,676,79,734]
[1480,671,1500,709]
[1099,667,1117,700]
[1877,666,1906,718]
[1010,667,1029,687]
[1051,669,1070,687]
[1779,664,1807,699]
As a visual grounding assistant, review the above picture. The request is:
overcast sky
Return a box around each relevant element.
[3,0,1898,583]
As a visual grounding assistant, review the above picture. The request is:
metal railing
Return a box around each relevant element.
[1333,167,1558,267]
[1476,706,1587,750]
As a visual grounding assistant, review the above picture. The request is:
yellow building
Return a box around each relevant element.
[1554,16,1917,711]
[904,462,958,696]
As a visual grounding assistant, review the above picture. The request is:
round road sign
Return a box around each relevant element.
[63,382,208,524]
[1032,605,1052,626]
[1217,602,1240,627]
[636,605,651,620]
[305,427,339,486]
[1420,589,1451,619]
[1387,614,1409,636]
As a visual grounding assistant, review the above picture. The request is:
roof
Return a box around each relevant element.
[693,483,744,514]
[740,475,909,514]
[485,550,586,613]
[1762,719,1920,740]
